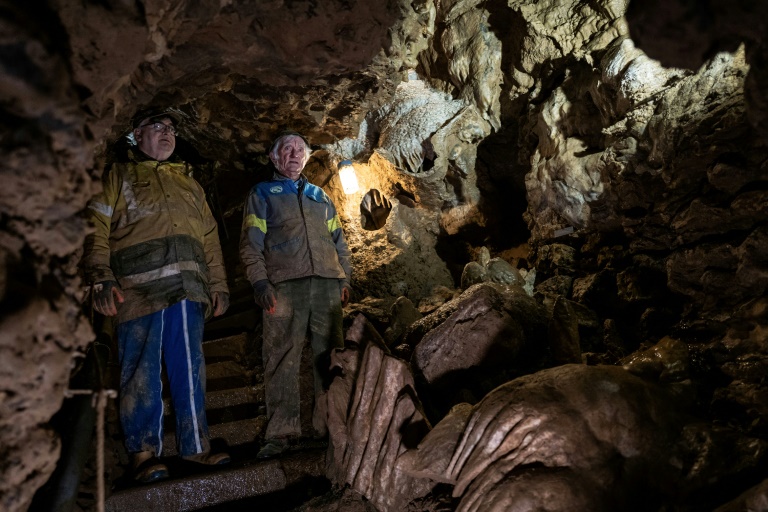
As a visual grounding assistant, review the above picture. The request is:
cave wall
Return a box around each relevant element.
[0,3,97,510]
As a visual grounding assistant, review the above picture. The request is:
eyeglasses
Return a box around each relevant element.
[138,122,176,135]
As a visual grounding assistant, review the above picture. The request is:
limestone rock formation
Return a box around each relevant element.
[326,322,764,512]
[410,283,549,419]
[625,0,768,139]
[444,364,691,511]
[622,336,690,382]
[1,4,98,509]
[326,315,431,511]
[3,0,768,509]
[383,296,422,346]
[461,247,524,291]
[548,295,582,364]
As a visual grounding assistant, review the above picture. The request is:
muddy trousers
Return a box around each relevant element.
[262,277,344,440]
[117,299,210,457]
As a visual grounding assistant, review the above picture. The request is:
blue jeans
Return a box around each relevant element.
[117,299,210,457]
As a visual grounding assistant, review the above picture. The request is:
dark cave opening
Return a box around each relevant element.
[433,124,533,286]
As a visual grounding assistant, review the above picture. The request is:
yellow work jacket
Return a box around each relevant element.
[82,151,228,323]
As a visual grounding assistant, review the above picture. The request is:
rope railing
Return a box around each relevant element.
[64,388,117,512]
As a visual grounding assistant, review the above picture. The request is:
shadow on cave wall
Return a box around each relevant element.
[435,125,531,285]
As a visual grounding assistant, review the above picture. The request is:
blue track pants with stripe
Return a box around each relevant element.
[117,299,210,457]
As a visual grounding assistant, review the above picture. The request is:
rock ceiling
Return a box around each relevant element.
[2,0,767,510]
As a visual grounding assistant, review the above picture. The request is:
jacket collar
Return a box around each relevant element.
[129,149,188,174]
[272,171,307,186]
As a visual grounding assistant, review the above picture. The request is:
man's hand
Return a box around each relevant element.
[212,291,230,317]
[340,280,350,307]
[253,280,277,314]
[93,280,124,316]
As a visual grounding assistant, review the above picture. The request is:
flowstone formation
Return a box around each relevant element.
[324,314,766,511]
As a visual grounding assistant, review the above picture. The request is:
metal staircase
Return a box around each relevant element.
[103,288,329,511]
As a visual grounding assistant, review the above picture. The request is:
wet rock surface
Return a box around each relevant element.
[444,365,691,512]
[322,320,767,511]
[410,283,549,420]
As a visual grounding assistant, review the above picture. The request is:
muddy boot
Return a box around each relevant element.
[132,450,169,483]
[257,438,289,459]
[181,450,231,465]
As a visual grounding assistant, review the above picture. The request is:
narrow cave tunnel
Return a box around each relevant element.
[2,1,768,512]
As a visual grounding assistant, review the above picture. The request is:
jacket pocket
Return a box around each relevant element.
[268,236,301,252]
[123,180,158,224]
[131,181,152,202]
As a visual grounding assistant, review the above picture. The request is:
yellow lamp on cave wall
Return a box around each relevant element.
[338,159,360,195]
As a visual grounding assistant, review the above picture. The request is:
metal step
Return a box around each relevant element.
[205,360,250,380]
[160,417,266,457]
[204,384,264,411]
[163,384,264,417]
[105,449,325,512]
[202,332,251,359]
[205,309,260,339]
[158,330,266,457]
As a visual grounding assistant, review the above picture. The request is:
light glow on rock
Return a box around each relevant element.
[338,160,360,195]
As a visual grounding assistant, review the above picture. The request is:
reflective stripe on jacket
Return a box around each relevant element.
[239,173,351,285]
[82,151,228,323]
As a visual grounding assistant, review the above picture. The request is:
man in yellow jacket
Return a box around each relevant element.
[82,109,230,482]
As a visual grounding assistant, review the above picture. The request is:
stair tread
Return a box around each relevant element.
[205,360,250,379]
[204,310,259,338]
[160,416,267,457]
[105,449,325,512]
[163,384,264,416]
[202,330,248,345]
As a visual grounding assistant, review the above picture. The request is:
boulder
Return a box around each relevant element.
[535,275,573,297]
[460,261,486,290]
[535,243,576,275]
[417,285,458,314]
[461,256,522,290]
[410,283,548,419]
[622,336,689,382]
[485,258,522,286]
[444,365,693,512]
[383,296,422,346]
[548,296,582,365]
[572,270,618,314]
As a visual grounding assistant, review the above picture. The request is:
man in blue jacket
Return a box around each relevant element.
[240,132,351,458]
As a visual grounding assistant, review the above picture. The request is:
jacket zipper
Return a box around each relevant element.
[152,162,173,226]
[153,162,186,292]
[297,179,315,274]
